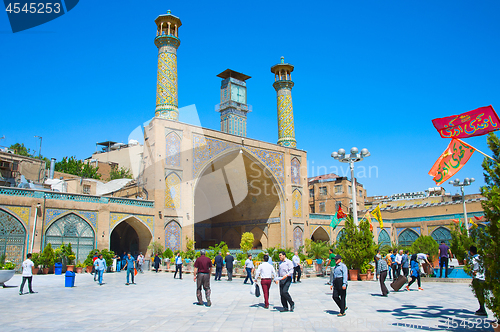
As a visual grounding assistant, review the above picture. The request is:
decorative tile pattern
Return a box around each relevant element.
[0,209,27,271]
[275,86,296,148]
[44,209,98,230]
[292,189,302,217]
[165,173,181,209]
[165,220,181,251]
[192,134,285,190]
[110,213,154,233]
[293,226,303,251]
[0,205,30,227]
[166,132,181,167]
[155,43,179,120]
[291,158,300,185]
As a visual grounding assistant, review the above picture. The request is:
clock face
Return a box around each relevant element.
[230,84,246,104]
[238,88,246,104]
[231,85,239,102]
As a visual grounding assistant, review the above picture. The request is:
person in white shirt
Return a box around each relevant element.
[276,251,295,312]
[292,251,301,283]
[469,246,487,316]
[254,254,277,309]
[244,254,255,285]
[174,252,183,279]
[395,250,403,278]
[137,252,144,273]
[20,253,36,295]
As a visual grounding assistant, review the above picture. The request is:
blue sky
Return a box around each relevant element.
[1,0,499,196]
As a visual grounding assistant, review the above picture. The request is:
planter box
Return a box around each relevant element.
[348,269,359,281]
[0,270,15,287]
[359,273,368,281]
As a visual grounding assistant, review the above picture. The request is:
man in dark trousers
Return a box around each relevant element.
[194,249,212,307]
[214,251,224,281]
[225,252,234,281]
[331,254,348,317]
[439,240,452,278]
[276,251,295,312]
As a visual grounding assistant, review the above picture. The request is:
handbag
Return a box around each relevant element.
[255,283,261,297]
[134,268,138,276]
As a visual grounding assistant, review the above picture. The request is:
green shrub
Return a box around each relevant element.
[240,232,254,253]
[31,253,42,268]
[99,249,115,267]
[147,241,164,256]
[84,249,99,266]
[208,241,228,259]
[163,248,174,259]
[450,222,476,262]
[42,243,55,268]
[410,236,439,262]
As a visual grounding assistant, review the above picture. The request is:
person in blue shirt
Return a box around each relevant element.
[93,254,107,285]
[174,252,183,279]
[401,250,410,277]
[123,253,136,285]
[406,254,423,291]
[121,252,127,271]
[330,254,348,317]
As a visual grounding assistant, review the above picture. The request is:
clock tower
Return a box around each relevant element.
[216,69,251,137]
[154,10,181,121]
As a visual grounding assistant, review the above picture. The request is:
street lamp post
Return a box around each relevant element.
[449,177,475,237]
[331,147,370,225]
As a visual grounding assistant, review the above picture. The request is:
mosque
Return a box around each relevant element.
[0,11,309,267]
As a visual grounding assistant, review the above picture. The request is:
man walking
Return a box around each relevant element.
[374,250,380,281]
[402,250,410,277]
[92,252,99,281]
[94,254,107,285]
[390,250,398,279]
[19,253,36,295]
[254,254,277,309]
[194,249,212,307]
[292,251,301,283]
[137,252,144,273]
[385,250,393,280]
[331,254,348,316]
[439,241,452,278]
[153,253,161,273]
[244,254,254,285]
[123,253,136,285]
[174,252,183,279]
[276,251,294,312]
[469,246,487,316]
[225,252,234,281]
[375,254,389,296]
[214,251,224,281]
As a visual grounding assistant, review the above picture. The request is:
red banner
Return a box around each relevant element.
[428,139,475,185]
[432,105,500,138]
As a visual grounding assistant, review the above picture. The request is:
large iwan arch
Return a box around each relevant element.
[193,149,285,249]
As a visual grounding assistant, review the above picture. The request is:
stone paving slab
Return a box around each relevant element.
[0,271,497,331]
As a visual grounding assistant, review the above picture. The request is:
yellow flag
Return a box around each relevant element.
[469,218,478,229]
[371,205,383,229]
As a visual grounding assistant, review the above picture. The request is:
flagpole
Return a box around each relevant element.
[457,139,495,161]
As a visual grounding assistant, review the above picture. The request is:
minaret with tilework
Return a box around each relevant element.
[271,57,296,148]
[154,10,182,120]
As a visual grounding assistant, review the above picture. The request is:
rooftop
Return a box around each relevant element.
[217,69,251,81]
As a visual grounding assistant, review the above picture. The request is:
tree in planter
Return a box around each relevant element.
[306,240,329,260]
[147,241,164,256]
[476,132,500,323]
[99,249,115,268]
[336,215,377,271]
[42,243,55,270]
[450,222,476,262]
[240,232,254,254]
[410,236,439,263]
[208,241,229,260]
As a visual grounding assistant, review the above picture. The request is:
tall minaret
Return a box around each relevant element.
[154,10,182,120]
[271,57,296,148]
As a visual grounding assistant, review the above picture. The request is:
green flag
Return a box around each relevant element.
[330,214,340,229]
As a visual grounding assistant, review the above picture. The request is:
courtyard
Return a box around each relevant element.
[1,271,496,332]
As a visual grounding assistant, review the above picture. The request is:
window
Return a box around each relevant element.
[309,187,314,198]
[335,201,342,210]
[319,202,326,212]
[319,186,327,196]
[348,185,352,195]
[335,185,343,194]
[310,204,315,213]
[83,185,91,194]
[359,189,363,197]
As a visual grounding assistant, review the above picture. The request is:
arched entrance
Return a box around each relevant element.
[378,229,391,248]
[45,213,94,264]
[398,229,419,247]
[311,226,329,242]
[0,209,26,269]
[194,149,284,249]
[110,217,152,257]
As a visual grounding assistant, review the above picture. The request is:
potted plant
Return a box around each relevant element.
[75,262,85,273]
[41,243,55,274]
[31,253,41,275]
[0,254,16,287]
[163,248,174,270]
[84,249,99,273]
[337,215,377,282]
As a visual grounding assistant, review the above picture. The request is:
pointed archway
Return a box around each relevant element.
[311,226,329,242]
[110,216,152,257]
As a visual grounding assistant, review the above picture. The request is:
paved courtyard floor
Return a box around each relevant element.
[1,271,497,331]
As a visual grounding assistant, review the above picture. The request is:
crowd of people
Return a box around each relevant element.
[17,242,488,318]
